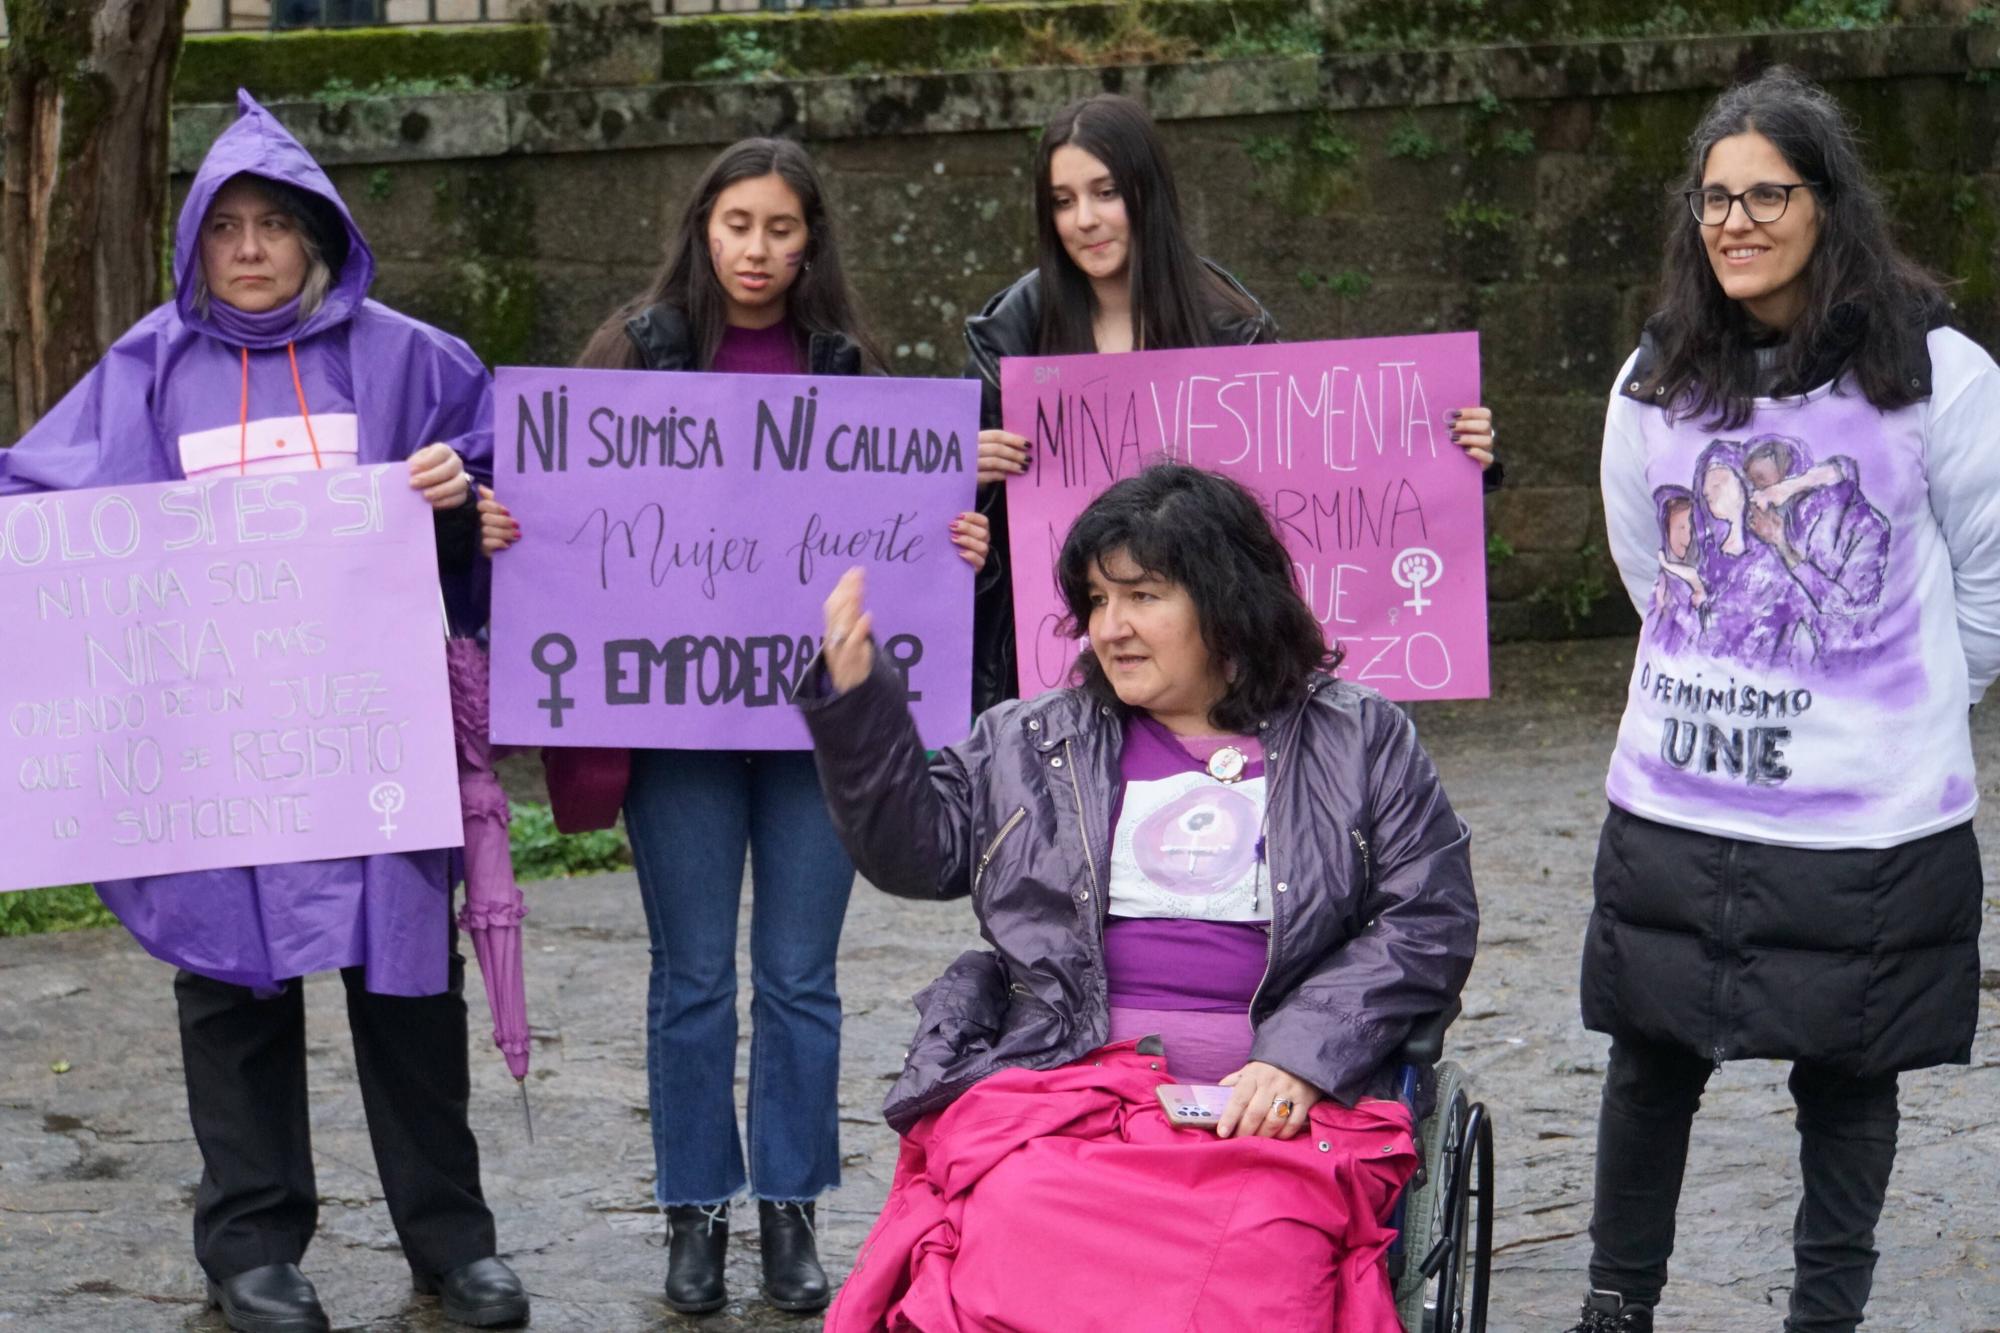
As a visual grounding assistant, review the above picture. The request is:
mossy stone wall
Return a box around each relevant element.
[131,18,2000,639]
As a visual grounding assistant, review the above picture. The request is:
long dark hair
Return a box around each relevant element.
[577,137,883,371]
[1033,95,1259,356]
[1056,464,1336,732]
[1642,66,1946,429]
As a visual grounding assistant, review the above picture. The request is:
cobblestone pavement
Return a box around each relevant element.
[1,640,1995,1332]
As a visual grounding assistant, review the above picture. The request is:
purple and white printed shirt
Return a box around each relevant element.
[1600,327,2000,849]
[1108,715,1270,921]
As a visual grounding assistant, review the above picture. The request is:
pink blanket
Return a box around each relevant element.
[828,1040,1416,1333]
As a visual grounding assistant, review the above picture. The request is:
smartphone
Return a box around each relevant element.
[1156,1083,1233,1129]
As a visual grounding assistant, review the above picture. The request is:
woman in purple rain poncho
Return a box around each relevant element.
[0,93,527,1333]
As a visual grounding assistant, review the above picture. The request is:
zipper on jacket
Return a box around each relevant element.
[1351,828,1372,889]
[1061,739,1104,927]
[973,807,1027,898]
[1245,746,1281,1034]
[1709,839,1741,1070]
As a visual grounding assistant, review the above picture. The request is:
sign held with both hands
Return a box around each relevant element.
[0,467,463,893]
[488,367,981,750]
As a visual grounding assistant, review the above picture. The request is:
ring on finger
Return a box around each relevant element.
[1270,1096,1294,1121]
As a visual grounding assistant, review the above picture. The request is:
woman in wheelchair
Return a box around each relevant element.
[799,463,1479,1330]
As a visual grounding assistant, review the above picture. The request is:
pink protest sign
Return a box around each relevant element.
[488,367,980,749]
[0,467,463,894]
[1001,333,1489,701]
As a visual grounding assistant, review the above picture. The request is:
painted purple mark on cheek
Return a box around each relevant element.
[783,250,805,269]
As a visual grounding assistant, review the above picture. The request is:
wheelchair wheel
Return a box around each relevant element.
[1393,1060,1493,1333]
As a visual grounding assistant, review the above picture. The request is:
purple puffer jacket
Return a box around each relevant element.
[800,657,1479,1133]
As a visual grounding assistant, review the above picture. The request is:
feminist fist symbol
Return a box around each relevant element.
[1392,547,1444,615]
[369,782,407,840]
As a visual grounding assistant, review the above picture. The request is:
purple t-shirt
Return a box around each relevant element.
[1104,715,1269,1081]
[711,320,804,376]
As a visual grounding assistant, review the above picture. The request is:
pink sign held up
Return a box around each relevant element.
[0,467,464,894]
[1001,333,1489,701]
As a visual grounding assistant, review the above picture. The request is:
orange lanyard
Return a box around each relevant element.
[236,342,325,475]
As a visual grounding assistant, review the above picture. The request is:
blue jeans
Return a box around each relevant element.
[624,749,854,1206]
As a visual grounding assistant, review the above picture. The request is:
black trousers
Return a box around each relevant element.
[1587,1036,1899,1333]
[174,952,497,1283]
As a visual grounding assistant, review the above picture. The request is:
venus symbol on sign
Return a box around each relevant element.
[532,632,578,728]
[1392,547,1444,616]
[369,782,406,839]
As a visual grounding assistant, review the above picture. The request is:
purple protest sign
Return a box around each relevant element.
[488,367,979,749]
[1001,333,1489,701]
[0,467,463,894]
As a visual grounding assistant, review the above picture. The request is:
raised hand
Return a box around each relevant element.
[822,567,876,693]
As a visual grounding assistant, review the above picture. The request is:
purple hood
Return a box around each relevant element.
[173,89,376,348]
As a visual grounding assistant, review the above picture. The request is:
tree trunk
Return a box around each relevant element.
[1,0,185,441]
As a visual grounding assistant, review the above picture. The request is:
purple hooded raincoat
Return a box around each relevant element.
[0,91,493,997]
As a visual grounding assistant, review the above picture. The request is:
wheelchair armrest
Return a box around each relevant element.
[1394,999,1462,1068]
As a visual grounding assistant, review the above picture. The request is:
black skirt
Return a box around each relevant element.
[1580,803,1984,1076]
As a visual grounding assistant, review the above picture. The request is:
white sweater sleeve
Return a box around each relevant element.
[1924,328,2000,703]
[1600,349,1658,616]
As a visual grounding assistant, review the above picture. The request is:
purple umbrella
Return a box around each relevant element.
[446,637,534,1136]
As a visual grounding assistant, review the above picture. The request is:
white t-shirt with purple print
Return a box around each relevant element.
[1601,326,2000,849]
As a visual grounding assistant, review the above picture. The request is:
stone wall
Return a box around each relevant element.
[107,19,2000,636]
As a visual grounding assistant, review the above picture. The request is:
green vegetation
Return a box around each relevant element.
[1781,0,1895,30]
[1243,112,1363,215]
[416,169,542,370]
[1299,267,1374,296]
[315,71,521,108]
[1445,199,1519,236]
[1527,543,1612,632]
[162,0,1945,106]
[1387,116,1446,161]
[509,802,631,881]
[0,885,115,938]
[176,24,546,105]
[1328,0,1918,49]
[1486,531,1517,562]
[690,28,786,81]
[1206,12,1324,60]
[660,0,1310,84]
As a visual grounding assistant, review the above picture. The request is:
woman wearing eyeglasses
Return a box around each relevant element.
[1565,67,1999,1333]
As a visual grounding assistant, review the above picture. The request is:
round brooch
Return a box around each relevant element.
[1205,745,1248,784]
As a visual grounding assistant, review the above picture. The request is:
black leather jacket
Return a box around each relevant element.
[960,264,1277,716]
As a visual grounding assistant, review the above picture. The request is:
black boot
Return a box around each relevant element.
[664,1203,730,1315]
[758,1199,830,1312]
[1563,1289,1654,1333]
[414,1255,530,1328]
[205,1262,331,1333]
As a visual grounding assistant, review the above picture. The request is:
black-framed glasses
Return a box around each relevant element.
[1685,182,1819,227]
